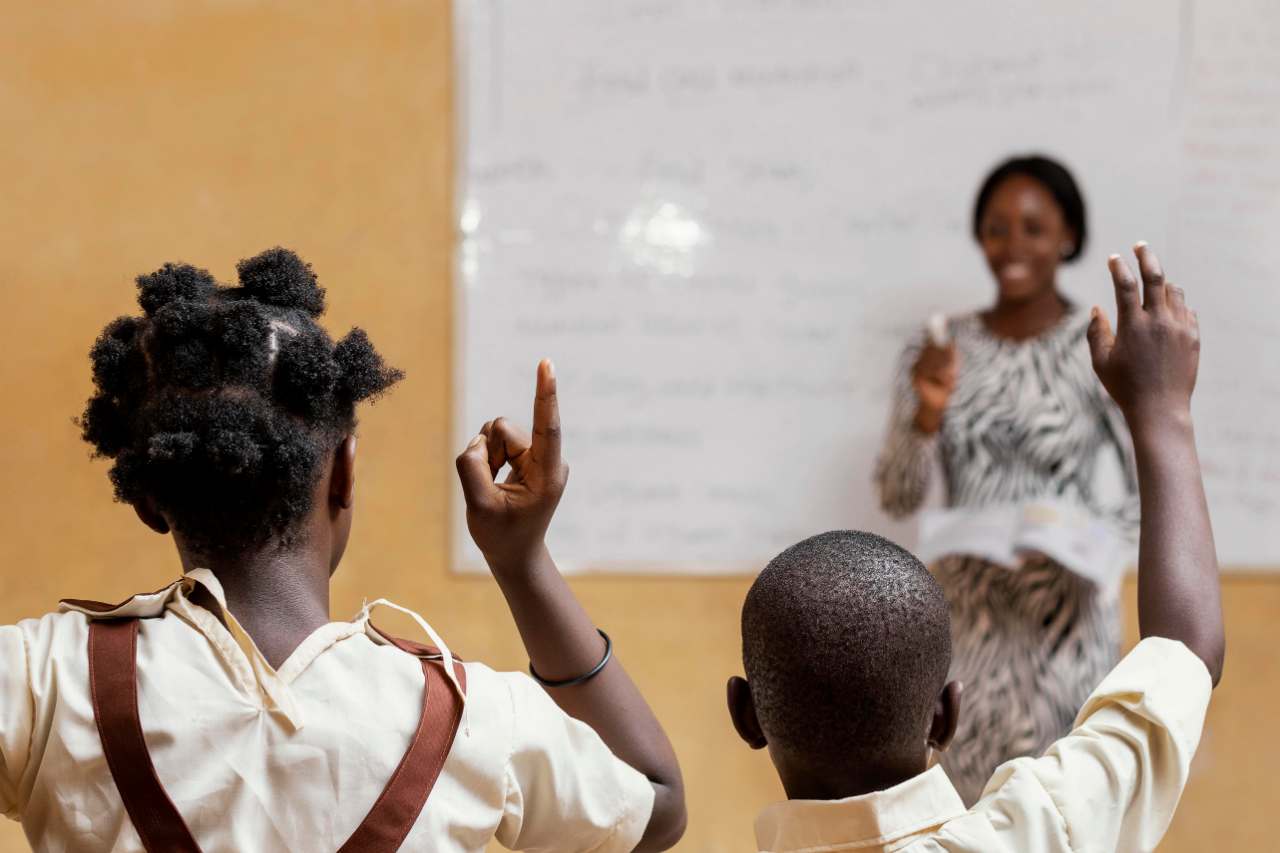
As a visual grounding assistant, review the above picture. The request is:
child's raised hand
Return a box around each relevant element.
[1087,243,1200,425]
[455,359,569,571]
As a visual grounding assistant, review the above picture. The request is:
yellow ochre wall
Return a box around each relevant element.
[0,3,1274,850]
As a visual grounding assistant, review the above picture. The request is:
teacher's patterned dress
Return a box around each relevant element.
[875,308,1138,805]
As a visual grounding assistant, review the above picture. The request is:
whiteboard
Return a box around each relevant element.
[454,0,1280,572]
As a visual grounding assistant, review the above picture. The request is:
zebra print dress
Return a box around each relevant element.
[875,307,1138,805]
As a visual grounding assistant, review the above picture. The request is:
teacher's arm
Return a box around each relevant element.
[874,338,955,517]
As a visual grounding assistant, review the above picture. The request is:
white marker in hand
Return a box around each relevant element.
[926,313,949,347]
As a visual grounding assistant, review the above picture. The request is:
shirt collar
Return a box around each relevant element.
[62,570,359,732]
[58,572,461,733]
[754,765,967,852]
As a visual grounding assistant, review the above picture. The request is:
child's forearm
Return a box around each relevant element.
[1130,413,1224,684]
[490,544,687,850]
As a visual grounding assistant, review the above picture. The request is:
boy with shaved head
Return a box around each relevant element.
[730,243,1224,852]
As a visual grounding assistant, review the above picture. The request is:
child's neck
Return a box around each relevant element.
[777,752,930,802]
[178,542,332,670]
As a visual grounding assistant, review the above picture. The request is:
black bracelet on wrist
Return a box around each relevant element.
[529,629,612,688]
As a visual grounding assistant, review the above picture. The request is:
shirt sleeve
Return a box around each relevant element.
[494,671,655,853]
[0,624,34,820]
[874,336,937,518]
[975,637,1212,853]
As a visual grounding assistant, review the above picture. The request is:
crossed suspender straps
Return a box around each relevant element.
[86,618,466,853]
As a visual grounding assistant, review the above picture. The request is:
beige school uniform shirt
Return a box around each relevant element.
[0,571,654,852]
[754,637,1211,852]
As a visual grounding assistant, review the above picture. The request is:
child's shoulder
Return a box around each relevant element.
[455,660,596,736]
[458,660,550,714]
[3,609,96,705]
[10,607,93,654]
[7,599,191,685]
[335,632,551,720]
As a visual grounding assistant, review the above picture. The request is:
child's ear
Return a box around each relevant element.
[330,435,357,510]
[726,676,768,750]
[133,497,170,535]
[927,681,964,753]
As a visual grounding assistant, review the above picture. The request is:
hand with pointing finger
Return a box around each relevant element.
[455,359,570,571]
[1087,242,1200,425]
[452,363,689,845]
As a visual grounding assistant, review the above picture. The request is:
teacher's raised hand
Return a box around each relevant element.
[911,341,959,434]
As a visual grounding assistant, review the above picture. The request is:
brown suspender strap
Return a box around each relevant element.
[88,618,467,853]
[338,636,467,853]
[88,619,202,853]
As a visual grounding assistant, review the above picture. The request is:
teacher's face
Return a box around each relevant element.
[976,175,1073,304]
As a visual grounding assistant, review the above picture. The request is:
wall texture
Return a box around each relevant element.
[0,2,1273,849]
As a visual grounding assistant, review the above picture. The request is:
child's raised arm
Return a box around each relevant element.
[455,360,686,852]
[1087,243,1224,684]
[960,245,1222,852]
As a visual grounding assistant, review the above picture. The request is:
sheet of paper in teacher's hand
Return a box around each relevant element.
[917,499,1131,590]
[1013,500,1131,588]
[916,505,1021,568]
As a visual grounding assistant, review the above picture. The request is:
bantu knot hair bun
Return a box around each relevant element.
[206,427,264,476]
[136,263,218,316]
[80,395,131,458]
[148,430,200,463]
[274,333,339,420]
[89,317,142,396]
[216,302,273,388]
[150,301,218,390]
[334,327,405,404]
[236,247,326,317]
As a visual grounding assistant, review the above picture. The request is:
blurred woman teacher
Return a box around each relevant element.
[875,155,1137,804]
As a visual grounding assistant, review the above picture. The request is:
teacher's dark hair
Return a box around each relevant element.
[972,155,1087,262]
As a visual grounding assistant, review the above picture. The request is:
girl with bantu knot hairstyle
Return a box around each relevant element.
[0,249,685,852]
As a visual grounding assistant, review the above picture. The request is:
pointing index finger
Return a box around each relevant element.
[531,359,561,471]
